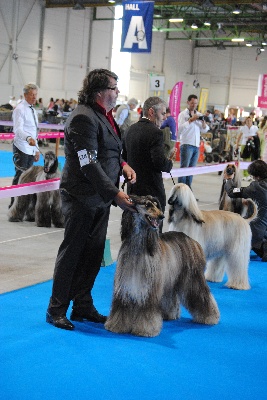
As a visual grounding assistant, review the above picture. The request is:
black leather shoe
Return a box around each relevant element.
[46,312,74,330]
[70,309,107,323]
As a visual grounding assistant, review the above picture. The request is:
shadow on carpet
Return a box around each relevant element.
[1,259,267,400]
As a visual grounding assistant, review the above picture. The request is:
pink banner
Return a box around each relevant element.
[261,74,267,97]
[258,96,267,109]
[0,131,64,140]
[169,81,183,133]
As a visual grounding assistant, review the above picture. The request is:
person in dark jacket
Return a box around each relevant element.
[46,69,136,331]
[123,96,173,231]
[224,159,267,261]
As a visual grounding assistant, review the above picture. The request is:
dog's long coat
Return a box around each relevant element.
[168,183,257,290]
[8,151,64,228]
[105,195,219,337]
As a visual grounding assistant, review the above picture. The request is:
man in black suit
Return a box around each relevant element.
[46,69,136,331]
[123,96,173,230]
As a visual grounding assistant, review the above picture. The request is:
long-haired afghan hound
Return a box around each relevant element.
[8,151,64,228]
[219,163,255,218]
[105,195,220,338]
[168,183,257,290]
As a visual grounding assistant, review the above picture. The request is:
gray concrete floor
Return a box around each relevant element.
[0,140,224,294]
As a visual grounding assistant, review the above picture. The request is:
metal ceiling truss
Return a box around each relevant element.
[44,1,267,48]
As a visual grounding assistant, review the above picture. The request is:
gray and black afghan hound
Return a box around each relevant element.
[8,150,64,228]
[105,195,220,337]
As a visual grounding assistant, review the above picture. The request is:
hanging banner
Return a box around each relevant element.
[121,1,154,53]
[257,74,267,97]
[169,81,183,133]
[198,88,209,114]
[257,74,267,108]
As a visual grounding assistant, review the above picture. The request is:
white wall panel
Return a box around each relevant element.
[0,1,266,110]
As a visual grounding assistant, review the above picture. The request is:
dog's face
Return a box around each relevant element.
[224,163,237,176]
[168,184,185,208]
[44,151,58,173]
[130,195,164,230]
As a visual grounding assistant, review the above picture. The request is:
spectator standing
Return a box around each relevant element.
[46,97,55,111]
[236,116,259,180]
[258,116,267,161]
[160,107,177,158]
[115,97,138,138]
[123,96,173,231]
[9,83,40,209]
[177,94,209,189]
[46,68,136,331]
[205,110,213,124]
[160,107,177,142]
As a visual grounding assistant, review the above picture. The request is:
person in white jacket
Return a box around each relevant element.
[9,83,40,208]
[178,94,209,189]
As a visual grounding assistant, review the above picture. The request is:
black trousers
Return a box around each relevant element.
[10,145,35,207]
[48,190,110,317]
[12,144,35,185]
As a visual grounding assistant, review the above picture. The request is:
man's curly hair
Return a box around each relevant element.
[78,69,118,106]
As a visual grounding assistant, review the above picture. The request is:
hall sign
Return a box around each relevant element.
[150,75,165,91]
[121,1,154,53]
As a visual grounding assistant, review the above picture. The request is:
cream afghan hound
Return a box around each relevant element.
[8,151,64,228]
[168,184,257,290]
[219,163,255,218]
[105,195,220,338]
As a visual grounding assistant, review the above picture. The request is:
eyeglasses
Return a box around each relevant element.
[107,87,118,91]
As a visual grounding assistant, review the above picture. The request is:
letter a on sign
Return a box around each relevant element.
[121,1,154,53]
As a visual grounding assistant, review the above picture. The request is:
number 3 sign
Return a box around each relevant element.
[150,75,165,91]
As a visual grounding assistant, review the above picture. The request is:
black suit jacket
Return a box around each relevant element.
[123,118,173,210]
[61,104,123,208]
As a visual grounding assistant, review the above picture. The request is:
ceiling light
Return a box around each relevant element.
[217,42,226,50]
[191,23,198,29]
[204,21,211,26]
[231,38,244,42]
[232,7,241,14]
[246,42,252,47]
[108,0,116,3]
[169,18,184,23]
[73,2,85,10]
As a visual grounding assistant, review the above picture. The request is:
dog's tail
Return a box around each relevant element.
[241,198,258,222]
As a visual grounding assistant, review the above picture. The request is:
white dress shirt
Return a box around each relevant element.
[239,124,258,145]
[178,108,210,147]
[13,99,38,155]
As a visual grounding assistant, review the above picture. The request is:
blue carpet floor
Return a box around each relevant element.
[0,150,65,178]
[1,258,267,400]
